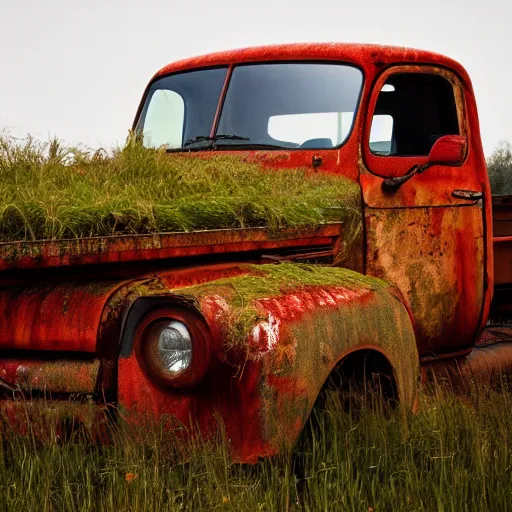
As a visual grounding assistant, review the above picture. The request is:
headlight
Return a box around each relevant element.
[134,308,211,388]
[151,320,192,375]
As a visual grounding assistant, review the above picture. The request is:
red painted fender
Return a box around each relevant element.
[115,263,419,462]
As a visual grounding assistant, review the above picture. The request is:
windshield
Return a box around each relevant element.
[138,63,363,150]
[218,63,363,149]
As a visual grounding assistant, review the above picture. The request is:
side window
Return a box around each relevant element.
[369,74,459,156]
[370,114,394,155]
[143,90,185,149]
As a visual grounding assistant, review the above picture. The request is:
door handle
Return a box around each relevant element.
[452,190,483,200]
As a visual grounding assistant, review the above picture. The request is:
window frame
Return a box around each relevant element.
[134,65,229,147]
[362,65,468,179]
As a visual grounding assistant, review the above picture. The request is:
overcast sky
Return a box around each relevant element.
[0,0,510,155]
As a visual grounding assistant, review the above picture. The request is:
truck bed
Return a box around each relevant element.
[0,223,342,272]
[493,195,512,286]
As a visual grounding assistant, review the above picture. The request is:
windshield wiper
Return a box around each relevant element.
[169,134,287,152]
[182,134,250,148]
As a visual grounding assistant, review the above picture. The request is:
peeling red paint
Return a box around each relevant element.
[117,267,418,462]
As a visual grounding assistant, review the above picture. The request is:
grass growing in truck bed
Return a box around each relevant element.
[2,381,512,511]
[0,135,360,242]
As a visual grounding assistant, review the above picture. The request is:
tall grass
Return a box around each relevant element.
[0,135,359,242]
[1,383,512,511]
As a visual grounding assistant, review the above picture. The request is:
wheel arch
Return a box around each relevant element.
[255,285,420,455]
[325,346,400,399]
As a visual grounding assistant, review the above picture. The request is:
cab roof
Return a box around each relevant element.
[155,42,469,83]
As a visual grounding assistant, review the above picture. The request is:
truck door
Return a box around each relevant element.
[360,66,486,357]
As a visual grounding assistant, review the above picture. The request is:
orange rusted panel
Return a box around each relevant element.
[365,206,484,355]
[0,224,341,273]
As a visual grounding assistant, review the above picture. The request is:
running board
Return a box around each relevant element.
[421,324,512,386]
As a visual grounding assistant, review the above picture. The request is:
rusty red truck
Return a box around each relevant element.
[0,43,511,463]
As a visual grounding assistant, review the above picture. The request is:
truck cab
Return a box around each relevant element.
[135,43,497,358]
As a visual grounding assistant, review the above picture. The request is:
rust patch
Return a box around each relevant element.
[0,359,100,394]
[0,224,342,275]
[365,206,484,355]
[117,263,418,462]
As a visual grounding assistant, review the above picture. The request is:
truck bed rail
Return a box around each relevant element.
[493,195,512,286]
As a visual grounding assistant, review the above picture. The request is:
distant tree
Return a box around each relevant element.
[487,141,512,195]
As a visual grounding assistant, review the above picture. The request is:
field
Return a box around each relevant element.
[1,381,511,512]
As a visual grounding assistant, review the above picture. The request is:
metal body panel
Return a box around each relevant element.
[365,207,484,355]
[360,63,490,356]
[0,263,416,462]
[0,280,129,352]
[151,43,466,84]
[115,265,418,462]
[0,224,341,273]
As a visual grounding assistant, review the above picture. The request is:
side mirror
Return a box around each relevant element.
[428,135,467,166]
[383,134,467,191]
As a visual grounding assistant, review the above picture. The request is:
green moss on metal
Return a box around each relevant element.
[0,136,360,242]
[166,261,417,448]
[174,263,388,350]
[259,285,419,446]
[182,262,384,297]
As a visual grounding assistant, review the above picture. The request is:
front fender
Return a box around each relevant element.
[115,263,419,462]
